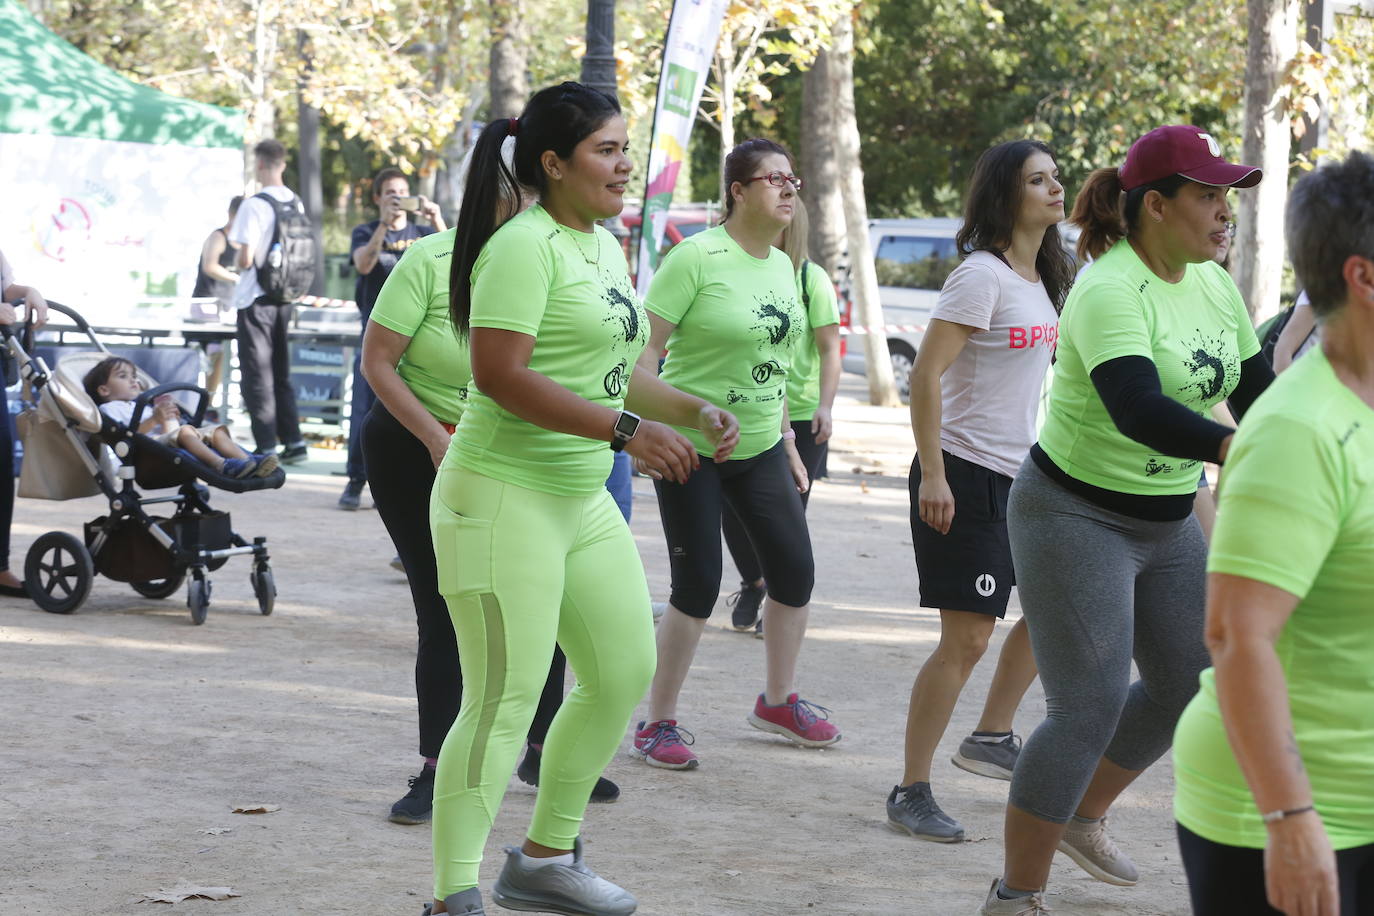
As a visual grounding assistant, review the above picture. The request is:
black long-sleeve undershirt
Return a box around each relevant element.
[1029,352,1275,521]
[1088,353,1275,462]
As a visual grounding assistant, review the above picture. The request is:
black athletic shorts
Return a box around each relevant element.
[909,450,1015,617]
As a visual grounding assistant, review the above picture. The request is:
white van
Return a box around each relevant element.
[840,218,961,399]
[841,218,1079,399]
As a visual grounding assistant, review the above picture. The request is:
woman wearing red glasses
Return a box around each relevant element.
[631,138,841,770]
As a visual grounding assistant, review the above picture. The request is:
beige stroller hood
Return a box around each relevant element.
[8,335,111,500]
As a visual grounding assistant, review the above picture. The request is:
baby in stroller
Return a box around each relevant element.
[83,356,279,479]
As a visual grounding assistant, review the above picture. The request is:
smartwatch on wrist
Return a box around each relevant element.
[610,410,641,451]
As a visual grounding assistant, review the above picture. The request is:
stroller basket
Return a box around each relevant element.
[84,511,235,583]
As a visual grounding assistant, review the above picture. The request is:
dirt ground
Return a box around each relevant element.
[0,376,1192,915]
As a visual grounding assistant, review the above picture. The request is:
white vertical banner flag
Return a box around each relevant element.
[635,0,727,297]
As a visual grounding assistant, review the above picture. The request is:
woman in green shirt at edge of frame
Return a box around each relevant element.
[425,83,739,916]
[720,195,842,635]
[631,138,841,774]
[1173,151,1374,916]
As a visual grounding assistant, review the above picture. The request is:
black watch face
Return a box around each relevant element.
[615,412,640,438]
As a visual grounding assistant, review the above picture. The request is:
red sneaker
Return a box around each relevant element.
[748,693,841,747]
[632,719,699,769]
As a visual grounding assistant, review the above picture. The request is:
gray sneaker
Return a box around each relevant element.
[952,732,1021,781]
[492,838,636,915]
[1057,814,1139,886]
[885,783,965,843]
[421,887,486,915]
[975,879,1052,915]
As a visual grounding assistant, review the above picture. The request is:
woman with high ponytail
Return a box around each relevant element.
[426,82,739,916]
[974,127,1275,915]
[359,123,621,831]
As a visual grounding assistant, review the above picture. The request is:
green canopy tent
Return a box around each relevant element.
[0,0,245,320]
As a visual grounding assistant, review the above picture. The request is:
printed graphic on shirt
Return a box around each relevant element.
[598,265,648,399]
[1180,329,1238,405]
[1009,322,1058,349]
[751,295,797,349]
[603,285,642,344]
[727,291,803,407]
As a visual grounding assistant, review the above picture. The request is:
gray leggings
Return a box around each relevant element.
[1006,458,1210,823]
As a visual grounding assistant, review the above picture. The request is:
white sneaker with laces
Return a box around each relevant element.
[1057,814,1139,886]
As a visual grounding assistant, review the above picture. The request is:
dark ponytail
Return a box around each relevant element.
[1071,167,1191,263]
[449,81,620,336]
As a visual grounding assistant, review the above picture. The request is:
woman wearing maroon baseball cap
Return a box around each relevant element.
[975,126,1276,915]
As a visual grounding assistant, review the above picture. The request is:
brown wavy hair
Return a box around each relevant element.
[956,140,1075,311]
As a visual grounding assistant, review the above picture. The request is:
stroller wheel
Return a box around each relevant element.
[24,532,95,615]
[251,564,275,616]
[187,575,210,625]
[132,570,188,600]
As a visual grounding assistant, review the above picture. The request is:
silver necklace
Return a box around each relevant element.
[560,225,602,270]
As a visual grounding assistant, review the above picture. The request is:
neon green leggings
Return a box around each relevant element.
[429,465,656,896]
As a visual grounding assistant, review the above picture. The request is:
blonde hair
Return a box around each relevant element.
[776,194,810,272]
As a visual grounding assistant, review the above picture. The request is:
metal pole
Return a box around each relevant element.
[581,0,618,98]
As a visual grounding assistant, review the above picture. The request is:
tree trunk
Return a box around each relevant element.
[297,31,326,296]
[243,0,278,183]
[801,52,845,276]
[442,90,487,214]
[716,31,736,187]
[489,0,528,119]
[828,11,898,406]
[1235,0,1299,323]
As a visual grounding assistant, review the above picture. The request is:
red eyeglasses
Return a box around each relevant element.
[746,171,803,191]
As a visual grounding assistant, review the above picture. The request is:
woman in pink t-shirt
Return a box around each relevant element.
[885,140,1073,843]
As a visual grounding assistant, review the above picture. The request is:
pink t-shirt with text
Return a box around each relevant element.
[932,250,1058,479]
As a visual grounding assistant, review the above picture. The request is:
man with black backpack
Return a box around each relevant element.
[229,138,317,464]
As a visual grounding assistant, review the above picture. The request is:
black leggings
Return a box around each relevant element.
[1177,823,1374,916]
[361,400,565,757]
[654,440,814,618]
[722,420,826,585]
[0,382,12,571]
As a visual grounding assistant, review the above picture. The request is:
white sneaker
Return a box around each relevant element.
[1057,814,1139,886]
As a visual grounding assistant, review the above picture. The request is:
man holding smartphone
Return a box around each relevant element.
[340,168,447,510]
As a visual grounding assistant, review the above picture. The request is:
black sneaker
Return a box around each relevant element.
[337,479,364,510]
[726,580,765,631]
[517,743,620,803]
[278,443,309,465]
[389,764,435,824]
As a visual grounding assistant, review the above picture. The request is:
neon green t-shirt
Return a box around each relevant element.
[1174,348,1374,850]
[786,261,841,422]
[646,225,806,459]
[369,228,470,425]
[448,204,648,496]
[1038,240,1259,495]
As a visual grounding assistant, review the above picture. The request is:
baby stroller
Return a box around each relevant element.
[10,303,285,624]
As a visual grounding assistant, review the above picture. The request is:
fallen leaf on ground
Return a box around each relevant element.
[231,803,280,814]
[137,883,240,904]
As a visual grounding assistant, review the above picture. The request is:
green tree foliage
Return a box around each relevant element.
[853,0,1247,216]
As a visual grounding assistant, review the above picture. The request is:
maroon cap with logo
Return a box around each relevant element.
[1119,126,1262,191]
